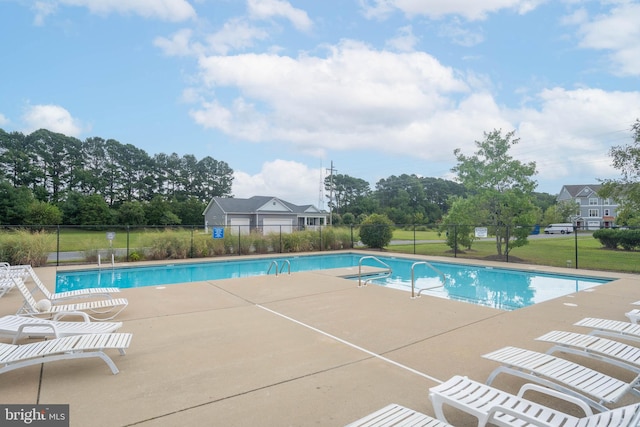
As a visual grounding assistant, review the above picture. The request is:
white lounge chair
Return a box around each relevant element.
[575,317,640,344]
[0,278,15,298]
[483,346,640,412]
[0,315,123,343]
[17,264,120,301]
[626,309,640,324]
[537,330,640,374]
[0,332,132,375]
[13,278,128,321]
[429,375,640,427]
[345,403,452,427]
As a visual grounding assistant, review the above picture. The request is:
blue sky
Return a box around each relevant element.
[1,0,639,206]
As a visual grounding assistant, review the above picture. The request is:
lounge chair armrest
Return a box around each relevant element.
[486,405,555,427]
[517,383,593,416]
[52,311,91,322]
[13,323,60,343]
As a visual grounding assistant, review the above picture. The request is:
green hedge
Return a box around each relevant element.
[593,228,640,250]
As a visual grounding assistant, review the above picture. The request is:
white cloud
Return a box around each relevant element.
[232,160,324,206]
[155,19,271,57]
[512,87,640,186]
[205,18,270,55]
[0,113,9,127]
[21,104,85,137]
[32,1,58,26]
[573,2,640,76]
[192,40,473,159]
[360,0,547,21]
[48,0,196,22]
[438,18,484,47]
[154,29,201,57]
[385,25,419,52]
[247,0,313,31]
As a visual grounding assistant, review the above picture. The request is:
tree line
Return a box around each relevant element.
[1,127,562,228]
[0,128,232,226]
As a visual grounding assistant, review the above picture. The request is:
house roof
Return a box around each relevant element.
[209,196,325,215]
[560,184,602,197]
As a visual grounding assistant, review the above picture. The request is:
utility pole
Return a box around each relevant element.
[326,161,337,225]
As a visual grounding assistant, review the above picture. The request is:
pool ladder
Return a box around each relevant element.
[267,259,291,276]
[411,261,447,299]
[357,256,392,287]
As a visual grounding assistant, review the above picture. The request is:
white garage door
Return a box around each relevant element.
[263,218,293,234]
[230,218,250,235]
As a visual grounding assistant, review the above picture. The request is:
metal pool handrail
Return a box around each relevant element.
[267,259,291,276]
[411,261,447,299]
[358,256,392,287]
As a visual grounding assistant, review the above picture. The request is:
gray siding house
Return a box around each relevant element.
[557,184,618,229]
[203,196,329,234]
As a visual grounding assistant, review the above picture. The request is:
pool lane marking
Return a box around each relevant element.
[257,304,443,384]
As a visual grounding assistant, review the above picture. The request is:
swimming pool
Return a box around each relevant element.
[56,253,613,310]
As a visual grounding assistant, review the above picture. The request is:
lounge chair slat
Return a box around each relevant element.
[344,404,452,427]
[430,375,640,427]
[483,347,631,410]
[13,278,127,321]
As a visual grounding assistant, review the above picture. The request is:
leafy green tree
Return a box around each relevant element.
[170,196,206,225]
[325,173,371,215]
[359,213,394,248]
[24,200,62,225]
[600,119,640,211]
[542,200,579,225]
[117,201,147,225]
[145,196,180,226]
[0,130,36,188]
[440,196,480,251]
[0,181,34,224]
[451,129,538,257]
[341,212,355,225]
[60,192,114,225]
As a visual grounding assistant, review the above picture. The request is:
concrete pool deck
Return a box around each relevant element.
[1,251,639,426]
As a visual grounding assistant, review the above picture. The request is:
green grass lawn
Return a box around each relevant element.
[387,232,640,274]
[54,228,199,251]
[25,227,640,274]
[391,229,442,241]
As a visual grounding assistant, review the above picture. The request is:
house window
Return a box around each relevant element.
[589,209,599,217]
[589,198,598,205]
[604,208,610,216]
[604,198,611,205]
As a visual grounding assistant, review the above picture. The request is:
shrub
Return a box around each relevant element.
[252,231,269,254]
[618,229,640,251]
[0,229,54,267]
[593,229,619,249]
[359,214,394,249]
[140,229,190,260]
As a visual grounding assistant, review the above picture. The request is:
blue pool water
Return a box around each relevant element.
[56,253,612,310]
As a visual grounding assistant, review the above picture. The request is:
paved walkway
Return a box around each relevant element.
[1,252,638,426]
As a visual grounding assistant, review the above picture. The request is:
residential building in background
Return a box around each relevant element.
[203,196,328,234]
[557,185,618,229]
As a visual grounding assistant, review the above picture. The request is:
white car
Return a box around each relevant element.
[544,223,574,234]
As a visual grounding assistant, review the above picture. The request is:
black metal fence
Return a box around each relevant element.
[0,223,636,274]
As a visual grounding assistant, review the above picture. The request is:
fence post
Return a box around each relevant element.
[350,225,354,248]
[506,226,510,263]
[320,226,323,251]
[454,225,457,258]
[56,225,60,266]
[126,226,130,262]
[574,226,579,269]
[413,224,416,254]
[190,225,194,259]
